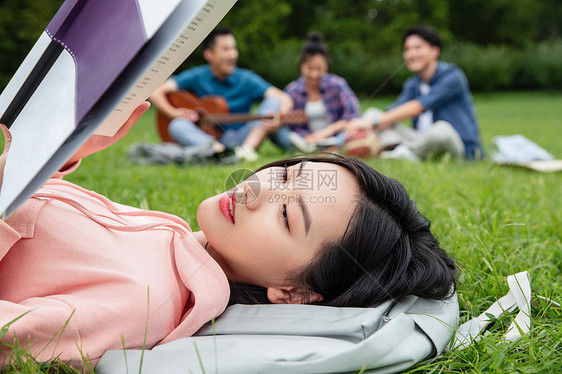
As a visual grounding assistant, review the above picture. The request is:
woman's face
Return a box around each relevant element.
[301,54,328,90]
[198,161,357,291]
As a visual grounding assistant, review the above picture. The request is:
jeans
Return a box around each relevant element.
[363,107,465,159]
[168,97,292,150]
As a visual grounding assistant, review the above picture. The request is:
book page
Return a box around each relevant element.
[95,0,236,136]
[0,45,77,219]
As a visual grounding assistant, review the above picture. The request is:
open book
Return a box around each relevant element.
[0,0,236,219]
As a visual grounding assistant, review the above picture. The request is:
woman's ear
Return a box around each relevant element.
[267,286,324,304]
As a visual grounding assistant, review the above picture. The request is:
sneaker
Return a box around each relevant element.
[212,149,238,165]
[380,144,420,162]
[234,146,259,162]
[289,132,317,153]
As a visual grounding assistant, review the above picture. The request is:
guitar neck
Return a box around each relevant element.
[163,92,307,132]
[202,113,271,125]
[202,110,307,126]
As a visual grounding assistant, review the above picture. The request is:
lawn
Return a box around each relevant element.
[2,91,561,372]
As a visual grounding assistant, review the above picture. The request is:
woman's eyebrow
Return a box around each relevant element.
[296,161,306,177]
[298,194,311,235]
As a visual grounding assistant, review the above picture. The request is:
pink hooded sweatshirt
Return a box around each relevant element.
[0,176,229,368]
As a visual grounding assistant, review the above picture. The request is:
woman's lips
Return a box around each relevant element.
[219,193,236,224]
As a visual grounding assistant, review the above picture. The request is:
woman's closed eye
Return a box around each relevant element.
[281,165,290,232]
[281,203,290,232]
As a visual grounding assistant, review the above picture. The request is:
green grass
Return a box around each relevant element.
[2,91,561,372]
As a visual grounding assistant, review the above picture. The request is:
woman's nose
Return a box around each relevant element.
[240,179,264,210]
[242,177,293,211]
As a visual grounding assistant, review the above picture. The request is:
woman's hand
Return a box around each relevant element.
[305,121,343,143]
[343,118,375,139]
[173,107,199,122]
[0,124,13,191]
[304,129,332,143]
[62,102,150,168]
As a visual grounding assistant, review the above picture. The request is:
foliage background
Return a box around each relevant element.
[1,0,561,95]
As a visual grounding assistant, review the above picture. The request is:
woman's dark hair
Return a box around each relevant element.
[229,154,457,307]
[299,31,330,64]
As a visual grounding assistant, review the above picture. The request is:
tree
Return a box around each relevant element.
[448,0,546,46]
[0,0,63,88]
[0,0,560,93]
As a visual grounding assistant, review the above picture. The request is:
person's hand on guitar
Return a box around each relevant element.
[261,114,282,132]
[172,107,200,123]
[261,86,293,133]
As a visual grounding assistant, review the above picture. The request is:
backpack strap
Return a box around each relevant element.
[451,271,559,350]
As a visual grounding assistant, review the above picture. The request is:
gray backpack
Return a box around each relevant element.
[97,272,547,374]
[97,294,458,373]
[127,141,215,165]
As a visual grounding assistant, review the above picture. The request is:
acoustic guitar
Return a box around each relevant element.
[156,91,307,142]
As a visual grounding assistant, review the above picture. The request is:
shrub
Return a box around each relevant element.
[250,40,562,95]
[330,41,407,97]
[517,41,562,89]
[248,39,301,90]
[442,42,516,91]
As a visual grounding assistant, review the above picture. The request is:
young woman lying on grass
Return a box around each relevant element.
[0,103,457,369]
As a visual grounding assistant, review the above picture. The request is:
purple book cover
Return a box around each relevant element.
[0,0,237,218]
[46,0,149,123]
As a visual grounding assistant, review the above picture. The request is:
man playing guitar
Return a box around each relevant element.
[149,28,293,161]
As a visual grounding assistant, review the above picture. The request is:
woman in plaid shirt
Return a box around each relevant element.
[283,32,361,152]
